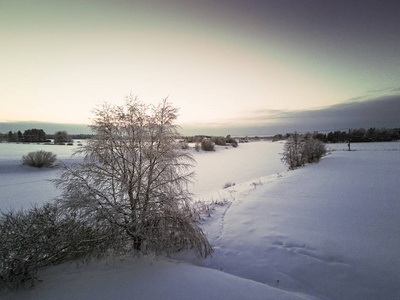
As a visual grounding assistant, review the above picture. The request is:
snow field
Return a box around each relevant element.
[1,141,399,299]
[0,143,83,211]
[182,142,400,299]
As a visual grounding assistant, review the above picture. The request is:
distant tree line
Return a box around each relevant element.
[0,129,95,143]
[2,127,398,144]
[320,128,399,143]
[273,127,399,143]
[69,133,95,139]
[46,133,94,140]
[2,129,47,143]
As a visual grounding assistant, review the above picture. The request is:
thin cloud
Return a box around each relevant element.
[391,87,400,92]
[347,86,400,103]
[181,94,400,136]
[268,95,400,132]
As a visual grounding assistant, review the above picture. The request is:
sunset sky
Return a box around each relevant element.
[1,0,399,134]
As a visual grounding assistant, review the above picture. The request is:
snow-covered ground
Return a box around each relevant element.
[1,141,399,299]
[0,142,84,211]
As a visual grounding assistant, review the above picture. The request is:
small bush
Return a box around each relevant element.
[226,135,238,147]
[194,142,201,152]
[211,136,226,146]
[201,138,215,151]
[223,182,235,189]
[229,140,238,148]
[22,150,57,168]
[180,141,189,150]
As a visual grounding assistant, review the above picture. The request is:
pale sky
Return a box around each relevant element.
[1,0,399,131]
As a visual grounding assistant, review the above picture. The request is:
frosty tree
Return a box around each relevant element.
[55,95,212,257]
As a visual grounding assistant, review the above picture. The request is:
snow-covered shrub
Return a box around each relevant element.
[302,134,327,163]
[226,135,238,147]
[223,182,235,189]
[211,136,226,146]
[282,132,327,169]
[0,203,115,290]
[22,150,57,168]
[201,138,215,151]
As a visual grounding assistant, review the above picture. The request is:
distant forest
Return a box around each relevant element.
[317,127,399,143]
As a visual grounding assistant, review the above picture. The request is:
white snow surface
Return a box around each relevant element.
[1,141,399,299]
